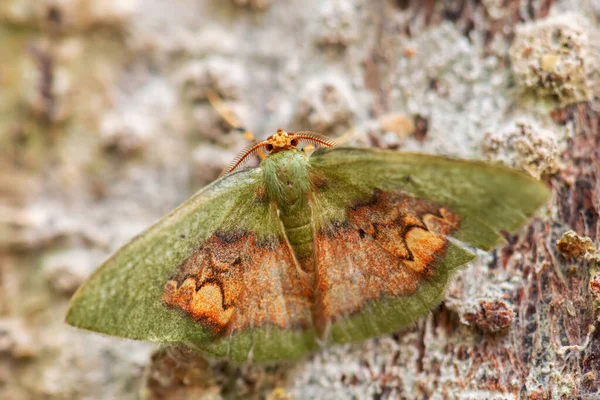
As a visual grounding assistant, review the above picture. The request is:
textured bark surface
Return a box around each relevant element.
[1,0,599,399]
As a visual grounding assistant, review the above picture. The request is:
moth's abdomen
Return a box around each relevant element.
[280,206,316,274]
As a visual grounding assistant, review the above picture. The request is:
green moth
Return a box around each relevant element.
[66,130,550,362]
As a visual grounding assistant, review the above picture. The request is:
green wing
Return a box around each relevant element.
[67,146,550,360]
[66,168,317,362]
[308,147,550,343]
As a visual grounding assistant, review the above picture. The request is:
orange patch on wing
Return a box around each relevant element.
[403,227,445,272]
[402,207,460,272]
[314,190,461,325]
[162,232,313,336]
[163,278,234,330]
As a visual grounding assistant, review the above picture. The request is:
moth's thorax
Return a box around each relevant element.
[261,149,316,273]
[261,149,311,206]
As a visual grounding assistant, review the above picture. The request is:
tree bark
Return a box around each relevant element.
[1,1,599,399]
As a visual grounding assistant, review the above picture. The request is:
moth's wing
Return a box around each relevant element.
[308,147,550,343]
[66,168,317,361]
[310,147,550,250]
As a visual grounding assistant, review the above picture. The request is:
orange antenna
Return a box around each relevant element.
[293,131,338,147]
[220,130,337,176]
[221,140,270,177]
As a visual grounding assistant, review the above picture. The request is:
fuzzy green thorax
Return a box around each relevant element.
[261,150,315,265]
[261,150,310,208]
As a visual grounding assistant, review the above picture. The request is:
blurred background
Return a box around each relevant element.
[1,0,599,399]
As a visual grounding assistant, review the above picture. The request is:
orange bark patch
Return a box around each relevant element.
[162,232,313,336]
[315,190,461,324]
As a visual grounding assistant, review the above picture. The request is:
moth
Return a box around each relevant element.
[66,130,550,362]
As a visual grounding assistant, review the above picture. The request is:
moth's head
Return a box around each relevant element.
[265,129,299,153]
[222,129,337,175]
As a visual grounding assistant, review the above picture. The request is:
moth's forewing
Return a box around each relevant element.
[66,168,319,362]
[310,147,550,250]
[66,170,263,344]
[308,147,550,343]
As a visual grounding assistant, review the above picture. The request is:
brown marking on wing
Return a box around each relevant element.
[227,248,313,333]
[315,190,461,327]
[315,222,422,329]
[162,232,313,336]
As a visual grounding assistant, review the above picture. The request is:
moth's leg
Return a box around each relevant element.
[206,89,265,159]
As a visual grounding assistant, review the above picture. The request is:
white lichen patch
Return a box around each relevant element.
[177,57,246,103]
[0,202,81,251]
[390,23,512,158]
[101,78,177,156]
[482,120,563,178]
[446,263,516,328]
[33,331,153,399]
[314,0,359,48]
[295,76,356,135]
[192,143,242,184]
[509,12,600,104]
[0,318,37,359]
[290,318,485,399]
[172,57,250,142]
[291,337,404,399]
[42,248,103,295]
[157,25,239,58]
